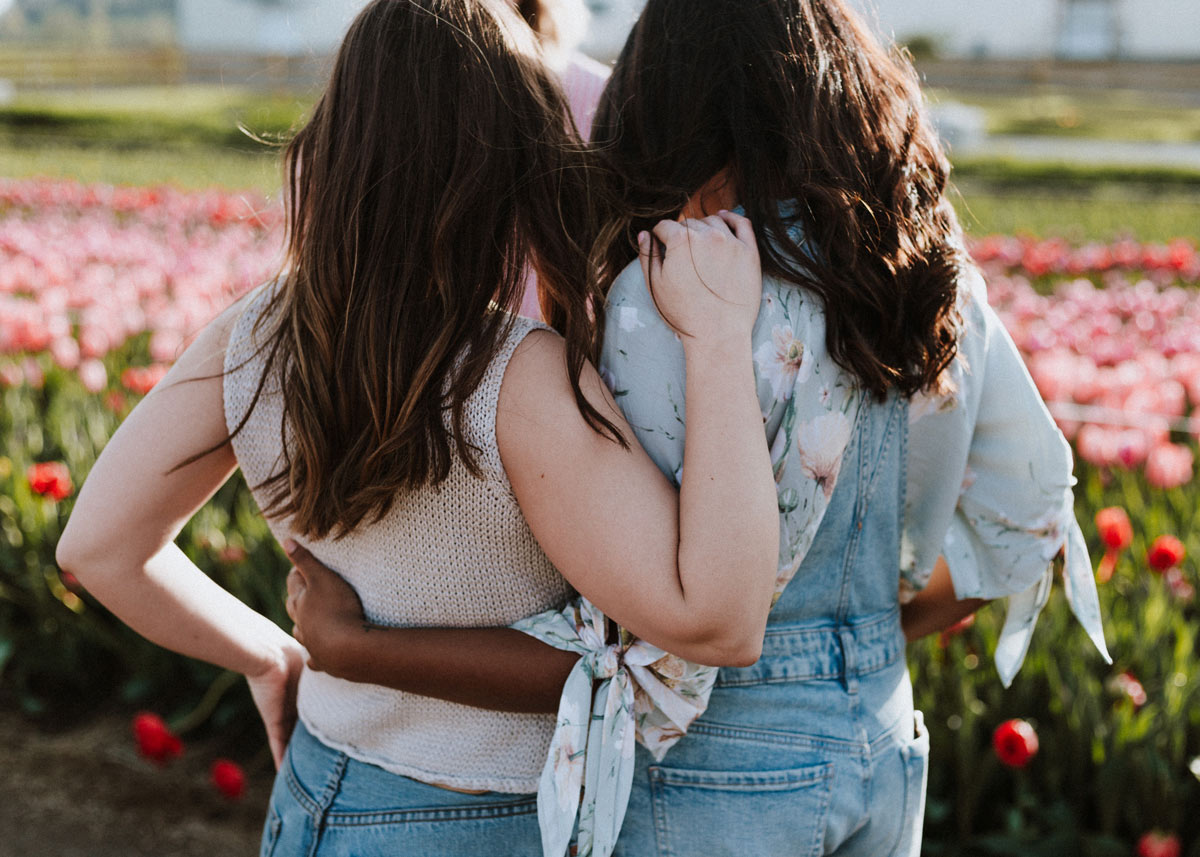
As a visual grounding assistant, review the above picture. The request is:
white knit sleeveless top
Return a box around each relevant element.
[223,283,572,793]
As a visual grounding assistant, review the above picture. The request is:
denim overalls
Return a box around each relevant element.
[613,392,928,857]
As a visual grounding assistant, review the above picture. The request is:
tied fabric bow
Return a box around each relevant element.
[512,599,715,857]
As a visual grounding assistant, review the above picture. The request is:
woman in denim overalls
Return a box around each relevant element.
[286,1,1109,854]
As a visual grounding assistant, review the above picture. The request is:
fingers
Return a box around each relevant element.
[638,230,664,288]
[715,209,757,253]
[651,218,689,249]
[285,567,304,622]
[281,538,317,572]
[638,231,652,291]
[286,566,305,597]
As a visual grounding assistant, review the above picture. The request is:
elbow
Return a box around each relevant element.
[55,526,84,576]
[671,618,765,668]
[697,633,763,669]
[55,520,107,585]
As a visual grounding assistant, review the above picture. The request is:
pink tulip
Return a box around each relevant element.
[50,336,80,370]
[77,358,107,393]
[21,357,43,389]
[1145,444,1194,490]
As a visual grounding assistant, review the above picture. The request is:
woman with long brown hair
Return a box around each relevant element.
[54,1,785,854]
[287,1,1109,854]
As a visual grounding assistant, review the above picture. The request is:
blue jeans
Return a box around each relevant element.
[260,721,543,856]
[613,634,928,857]
[613,392,928,857]
[264,392,924,857]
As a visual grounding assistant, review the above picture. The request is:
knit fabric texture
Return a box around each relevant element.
[223,283,572,793]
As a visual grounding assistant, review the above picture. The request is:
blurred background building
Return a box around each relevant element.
[1,0,1198,61]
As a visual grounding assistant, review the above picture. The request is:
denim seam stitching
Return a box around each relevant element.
[306,752,349,857]
[835,406,872,623]
[686,719,870,754]
[321,799,540,827]
[806,760,837,857]
[712,643,903,686]
[283,760,322,818]
[860,394,902,507]
[650,762,833,789]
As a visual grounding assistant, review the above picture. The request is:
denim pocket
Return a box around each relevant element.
[648,761,834,857]
[893,711,930,857]
[259,803,283,857]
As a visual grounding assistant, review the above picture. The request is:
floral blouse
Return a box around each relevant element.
[512,251,1111,857]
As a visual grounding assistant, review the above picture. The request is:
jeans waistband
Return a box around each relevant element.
[715,606,905,688]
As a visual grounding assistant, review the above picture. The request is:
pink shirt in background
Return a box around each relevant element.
[518,51,611,320]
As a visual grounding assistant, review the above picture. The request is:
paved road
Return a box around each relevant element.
[960,135,1200,170]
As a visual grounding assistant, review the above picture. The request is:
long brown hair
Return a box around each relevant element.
[241,0,616,540]
[592,0,964,400]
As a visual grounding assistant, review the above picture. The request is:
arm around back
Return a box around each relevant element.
[497,215,780,667]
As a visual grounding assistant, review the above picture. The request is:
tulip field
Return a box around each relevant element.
[1,175,1198,855]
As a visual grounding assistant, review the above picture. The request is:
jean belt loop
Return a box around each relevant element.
[836,626,859,695]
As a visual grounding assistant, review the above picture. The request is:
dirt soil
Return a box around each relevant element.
[0,706,275,857]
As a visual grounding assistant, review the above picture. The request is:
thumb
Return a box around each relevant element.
[282,539,319,575]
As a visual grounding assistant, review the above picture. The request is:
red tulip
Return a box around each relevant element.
[210,759,246,800]
[1094,507,1133,583]
[131,712,183,765]
[27,461,73,502]
[1095,507,1133,552]
[1136,831,1181,857]
[1108,671,1148,708]
[992,719,1039,768]
[120,365,169,396]
[103,390,127,414]
[1147,535,1186,573]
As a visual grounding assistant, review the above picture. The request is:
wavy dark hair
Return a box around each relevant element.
[232,0,616,540]
[592,0,965,399]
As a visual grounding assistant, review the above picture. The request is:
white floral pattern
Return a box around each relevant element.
[754,324,810,401]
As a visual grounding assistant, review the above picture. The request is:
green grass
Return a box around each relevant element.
[2,85,1199,243]
[1,85,312,152]
[0,141,281,193]
[930,87,1200,144]
[953,181,1200,243]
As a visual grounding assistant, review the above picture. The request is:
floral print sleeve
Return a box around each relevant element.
[902,267,1111,685]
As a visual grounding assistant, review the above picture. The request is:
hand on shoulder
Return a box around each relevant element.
[639,210,762,350]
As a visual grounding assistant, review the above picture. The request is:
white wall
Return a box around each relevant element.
[850,0,1059,58]
[178,0,1199,60]
[178,0,365,55]
[1120,0,1200,59]
[850,0,1200,59]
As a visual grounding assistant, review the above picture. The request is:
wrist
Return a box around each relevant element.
[681,332,754,366]
[244,626,297,680]
[315,620,373,682]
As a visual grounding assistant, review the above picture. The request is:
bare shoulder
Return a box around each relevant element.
[496,328,628,470]
[168,290,254,384]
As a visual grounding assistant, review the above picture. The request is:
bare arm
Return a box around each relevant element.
[284,541,576,713]
[288,214,780,705]
[55,301,306,766]
[497,214,778,666]
[900,556,990,641]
